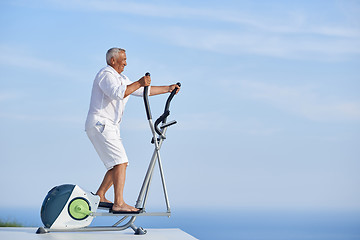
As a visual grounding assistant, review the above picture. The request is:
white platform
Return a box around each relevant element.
[0,227,198,240]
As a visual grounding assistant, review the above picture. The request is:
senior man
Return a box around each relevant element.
[85,48,180,213]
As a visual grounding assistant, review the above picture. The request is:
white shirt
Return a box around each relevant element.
[85,65,148,131]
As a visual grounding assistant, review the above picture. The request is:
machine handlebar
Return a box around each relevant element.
[143,72,180,137]
[143,72,152,120]
[164,82,181,120]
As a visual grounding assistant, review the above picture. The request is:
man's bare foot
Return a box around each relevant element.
[125,203,139,211]
[102,198,112,203]
[112,203,139,212]
[96,194,112,203]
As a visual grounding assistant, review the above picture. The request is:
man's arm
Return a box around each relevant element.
[150,85,180,96]
[124,75,151,98]
[124,75,180,98]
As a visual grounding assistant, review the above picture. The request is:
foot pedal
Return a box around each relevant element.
[109,208,143,214]
[98,202,113,209]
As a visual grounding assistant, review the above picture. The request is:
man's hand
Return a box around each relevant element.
[168,84,181,94]
[139,75,151,87]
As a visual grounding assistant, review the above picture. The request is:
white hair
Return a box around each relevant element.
[106,48,126,65]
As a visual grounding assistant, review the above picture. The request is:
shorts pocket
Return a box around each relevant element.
[103,127,118,140]
[95,122,105,133]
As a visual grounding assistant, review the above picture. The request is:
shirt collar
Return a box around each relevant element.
[106,65,120,76]
[104,65,127,81]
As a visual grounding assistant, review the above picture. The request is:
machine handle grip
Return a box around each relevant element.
[143,72,152,120]
[163,82,181,119]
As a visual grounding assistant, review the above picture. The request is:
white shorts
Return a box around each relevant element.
[86,122,129,170]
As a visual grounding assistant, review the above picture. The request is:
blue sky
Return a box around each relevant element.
[0,0,359,212]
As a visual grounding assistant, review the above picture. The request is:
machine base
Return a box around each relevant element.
[36,225,147,235]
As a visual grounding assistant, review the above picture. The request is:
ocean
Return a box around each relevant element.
[1,207,360,240]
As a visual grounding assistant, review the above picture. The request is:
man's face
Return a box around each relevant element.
[111,51,127,74]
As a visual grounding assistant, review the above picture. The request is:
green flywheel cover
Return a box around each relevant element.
[68,198,91,220]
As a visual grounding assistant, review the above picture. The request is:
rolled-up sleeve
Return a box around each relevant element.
[122,75,151,97]
[131,86,151,97]
[98,73,127,100]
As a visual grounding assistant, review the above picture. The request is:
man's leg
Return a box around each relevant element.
[96,170,113,203]
[112,163,139,212]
